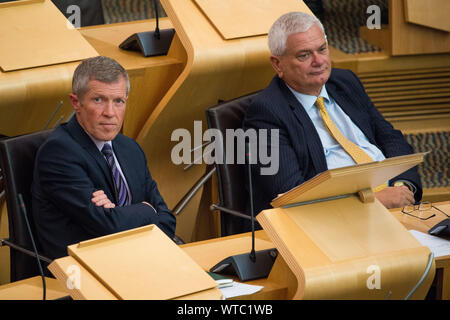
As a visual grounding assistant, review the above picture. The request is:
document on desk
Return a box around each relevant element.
[219,282,263,299]
[409,230,450,257]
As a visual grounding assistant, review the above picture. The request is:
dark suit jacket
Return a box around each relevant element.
[243,68,422,216]
[32,117,176,259]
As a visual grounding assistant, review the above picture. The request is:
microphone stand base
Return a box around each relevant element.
[210,248,278,281]
[119,29,175,57]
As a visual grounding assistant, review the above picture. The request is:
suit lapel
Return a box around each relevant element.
[65,117,116,196]
[326,81,374,143]
[276,78,328,173]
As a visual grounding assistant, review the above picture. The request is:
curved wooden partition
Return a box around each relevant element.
[258,196,436,299]
[136,0,312,242]
[0,0,98,136]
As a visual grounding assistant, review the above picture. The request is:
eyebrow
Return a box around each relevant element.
[296,41,328,54]
[93,94,126,100]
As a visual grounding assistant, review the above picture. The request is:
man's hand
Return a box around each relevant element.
[91,190,116,209]
[375,186,415,209]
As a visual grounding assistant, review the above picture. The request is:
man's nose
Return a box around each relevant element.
[311,51,325,66]
[103,101,115,116]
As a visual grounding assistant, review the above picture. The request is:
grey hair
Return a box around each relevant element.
[72,56,130,99]
[268,12,326,56]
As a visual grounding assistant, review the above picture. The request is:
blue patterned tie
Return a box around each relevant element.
[101,144,129,206]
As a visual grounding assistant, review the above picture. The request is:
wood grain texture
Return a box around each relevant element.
[66,225,217,300]
[390,0,450,55]
[0,275,68,300]
[258,196,436,299]
[135,0,310,242]
[194,0,310,39]
[0,0,97,71]
[270,153,424,208]
[404,0,450,32]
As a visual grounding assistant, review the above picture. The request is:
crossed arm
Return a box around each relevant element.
[91,189,156,211]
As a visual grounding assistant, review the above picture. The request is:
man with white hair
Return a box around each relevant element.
[243,12,421,216]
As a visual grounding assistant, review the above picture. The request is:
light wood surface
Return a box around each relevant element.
[390,200,450,299]
[271,153,424,208]
[194,0,312,40]
[259,158,438,299]
[48,230,290,300]
[48,255,222,300]
[3,200,450,300]
[0,18,184,138]
[58,225,217,300]
[0,276,68,300]
[360,0,450,55]
[0,0,97,72]
[259,196,436,299]
[404,0,450,32]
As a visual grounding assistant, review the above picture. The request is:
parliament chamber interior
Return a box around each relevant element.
[0,0,449,301]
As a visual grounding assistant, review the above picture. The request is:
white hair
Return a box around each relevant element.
[268,12,326,56]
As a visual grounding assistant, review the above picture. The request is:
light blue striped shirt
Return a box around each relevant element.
[287,85,386,169]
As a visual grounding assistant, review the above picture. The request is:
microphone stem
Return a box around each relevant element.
[247,142,256,262]
[153,0,160,39]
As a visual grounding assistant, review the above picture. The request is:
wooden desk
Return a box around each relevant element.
[390,200,450,300]
[180,231,294,300]
[183,201,450,300]
[0,201,448,299]
[0,276,67,300]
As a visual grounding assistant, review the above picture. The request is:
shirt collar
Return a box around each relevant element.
[287,84,330,112]
[84,130,112,152]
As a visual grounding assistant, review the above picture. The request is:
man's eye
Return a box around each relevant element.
[297,53,310,61]
[94,97,102,103]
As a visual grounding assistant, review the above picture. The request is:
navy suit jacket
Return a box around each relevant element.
[243,68,422,216]
[32,117,176,259]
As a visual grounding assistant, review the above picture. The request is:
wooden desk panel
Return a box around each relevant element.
[390,200,450,299]
[2,200,449,300]
[0,276,68,300]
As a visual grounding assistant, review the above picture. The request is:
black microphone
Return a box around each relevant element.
[18,193,46,300]
[209,141,278,281]
[118,0,175,57]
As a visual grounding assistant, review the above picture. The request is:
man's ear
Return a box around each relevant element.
[69,93,81,112]
[270,55,283,78]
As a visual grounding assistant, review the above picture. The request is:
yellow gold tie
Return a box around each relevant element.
[314,97,387,192]
[315,97,373,164]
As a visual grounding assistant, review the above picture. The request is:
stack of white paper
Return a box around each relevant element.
[409,230,450,257]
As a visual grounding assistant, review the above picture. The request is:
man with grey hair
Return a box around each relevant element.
[243,12,421,217]
[32,56,176,259]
